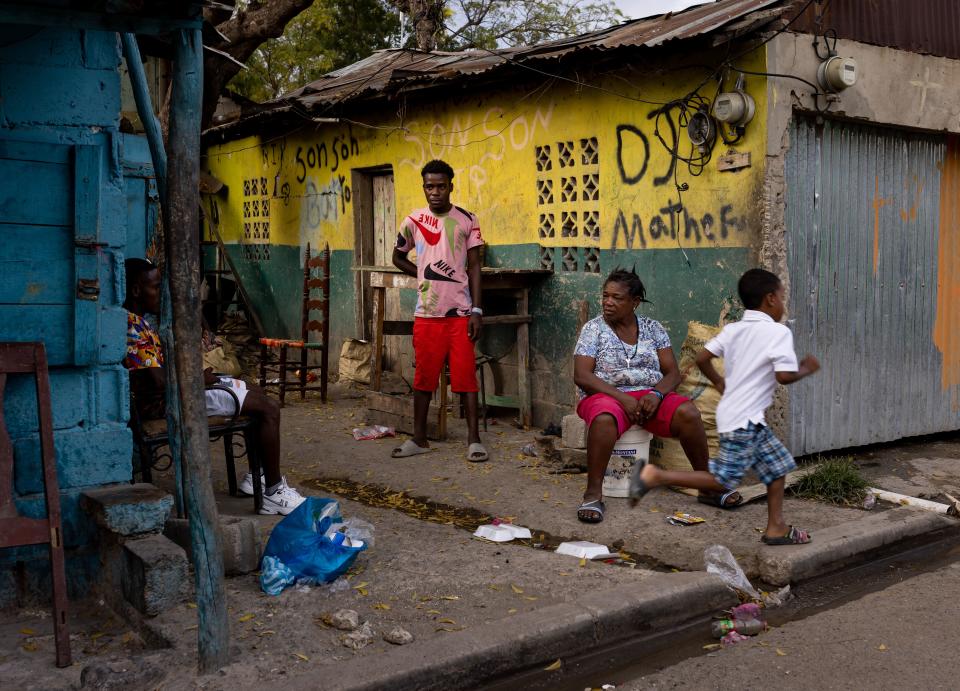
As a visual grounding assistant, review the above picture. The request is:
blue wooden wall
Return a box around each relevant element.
[0,27,149,604]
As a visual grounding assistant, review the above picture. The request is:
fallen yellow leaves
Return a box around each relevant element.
[776,648,788,656]
[372,603,391,610]
[293,652,309,661]
[237,614,255,623]
[878,643,888,651]
[510,584,524,594]
[543,659,562,671]
[19,628,35,635]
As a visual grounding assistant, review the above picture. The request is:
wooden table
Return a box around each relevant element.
[363,267,551,429]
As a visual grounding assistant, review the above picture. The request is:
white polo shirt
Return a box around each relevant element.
[704,310,799,434]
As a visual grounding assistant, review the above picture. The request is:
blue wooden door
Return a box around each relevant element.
[0,139,116,365]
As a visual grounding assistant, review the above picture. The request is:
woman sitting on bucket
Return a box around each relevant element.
[572,268,741,523]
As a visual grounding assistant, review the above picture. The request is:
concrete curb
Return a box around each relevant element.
[333,571,737,691]
[759,507,959,586]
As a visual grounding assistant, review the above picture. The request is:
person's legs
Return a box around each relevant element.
[584,413,618,503]
[239,384,282,487]
[412,389,433,448]
[667,401,741,505]
[447,318,481,448]
[764,476,788,537]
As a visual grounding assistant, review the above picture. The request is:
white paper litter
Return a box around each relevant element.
[473,524,533,542]
[555,541,615,559]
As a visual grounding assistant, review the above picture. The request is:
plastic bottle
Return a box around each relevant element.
[710,617,765,638]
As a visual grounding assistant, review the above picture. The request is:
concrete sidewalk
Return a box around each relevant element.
[3,384,957,690]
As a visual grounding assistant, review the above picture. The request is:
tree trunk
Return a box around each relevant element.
[390,0,443,52]
[202,0,315,128]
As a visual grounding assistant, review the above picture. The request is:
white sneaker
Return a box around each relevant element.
[259,478,307,516]
[238,471,265,496]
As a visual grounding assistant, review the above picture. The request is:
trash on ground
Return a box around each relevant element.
[721,630,752,646]
[730,602,763,621]
[260,498,370,596]
[711,616,765,638]
[556,541,617,560]
[760,585,792,608]
[520,442,538,457]
[542,423,561,437]
[474,523,533,542]
[867,487,957,515]
[352,425,396,440]
[667,512,706,526]
[862,492,877,510]
[383,626,414,645]
[704,544,761,599]
[341,621,375,650]
[329,609,360,631]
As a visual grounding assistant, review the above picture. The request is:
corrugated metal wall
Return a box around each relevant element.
[785,116,959,455]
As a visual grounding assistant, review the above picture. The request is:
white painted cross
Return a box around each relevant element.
[909,66,943,116]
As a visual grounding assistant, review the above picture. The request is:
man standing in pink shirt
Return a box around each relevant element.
[391,159,489,462]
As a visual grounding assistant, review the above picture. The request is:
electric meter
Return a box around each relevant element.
[817,56,858,92]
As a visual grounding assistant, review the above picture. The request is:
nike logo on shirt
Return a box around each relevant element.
[424,262,460,283]
[408,215,443,246]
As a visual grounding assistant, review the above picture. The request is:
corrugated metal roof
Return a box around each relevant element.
[790,0,960,61]
[280,0,784,109]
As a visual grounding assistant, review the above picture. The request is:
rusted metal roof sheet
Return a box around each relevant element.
[281,0,783,108]
[790,0,960,60]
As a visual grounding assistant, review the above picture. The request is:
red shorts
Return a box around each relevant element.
[576,390,689,438]
[412,317,478,393]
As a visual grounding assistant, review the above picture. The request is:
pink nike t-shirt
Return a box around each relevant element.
[396,205,484,318]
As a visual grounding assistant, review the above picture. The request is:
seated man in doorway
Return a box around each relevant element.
[123,258,306,516]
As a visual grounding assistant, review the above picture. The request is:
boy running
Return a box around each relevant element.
[629,269,819,545]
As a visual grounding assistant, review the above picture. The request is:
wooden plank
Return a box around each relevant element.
[482,315,532,325]
[517,288,531,427]
[369,271,418,290]
[383,320,414,336]
[371,287,385,391]
[366,391,443,416]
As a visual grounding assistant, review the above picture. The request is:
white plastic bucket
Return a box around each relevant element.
[602,425,652,498]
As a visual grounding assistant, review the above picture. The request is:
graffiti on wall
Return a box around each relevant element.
[400,103,555,192]
[609,114,748,250]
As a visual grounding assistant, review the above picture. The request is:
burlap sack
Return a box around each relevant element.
[339,338,372,384]
[650,322,725,479]
[203,343,243,377]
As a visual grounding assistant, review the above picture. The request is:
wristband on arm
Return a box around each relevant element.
[648,389,664,401]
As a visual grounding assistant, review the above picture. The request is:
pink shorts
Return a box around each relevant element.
[576,390,689,438]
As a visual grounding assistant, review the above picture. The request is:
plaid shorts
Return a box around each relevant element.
[708,422,796,490]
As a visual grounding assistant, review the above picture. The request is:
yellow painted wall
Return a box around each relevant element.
[203,49,768,256]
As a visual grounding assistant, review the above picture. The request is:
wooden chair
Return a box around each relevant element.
[258,242,330,406]
[0,343,71,667]
[130,383,264,514]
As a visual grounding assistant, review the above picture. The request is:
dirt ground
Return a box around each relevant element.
[2,381,958,689]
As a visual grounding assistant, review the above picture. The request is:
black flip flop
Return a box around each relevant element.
[697,490,743,509]
[628,459,650,508]
[577,499,605,523]
[761,526,811,546]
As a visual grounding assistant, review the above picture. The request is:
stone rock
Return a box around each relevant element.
[164,516,262,575]
[341,621,374,649]
[330,608,360,631]
[383,626,414,645]
[562,414,586,449]
[81,484,173,537]
[559,446,588,471]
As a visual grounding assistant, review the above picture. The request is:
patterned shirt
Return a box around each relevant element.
[396,205,484,318]
[574,315,672,399]
[123,311,163,370]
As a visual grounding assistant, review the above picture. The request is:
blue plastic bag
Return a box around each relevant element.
[260,498,367,594]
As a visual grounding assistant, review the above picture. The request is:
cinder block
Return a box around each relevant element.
[122,534,189,616]
[15,424,132,494]
[164,516,263,575]
[562,414,586,449]
[81,483,173,536]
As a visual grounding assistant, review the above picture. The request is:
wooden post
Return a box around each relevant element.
[166,27,229,673]
[371,286,385,391]
[517,288,531,427]
[120,33,184,517]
